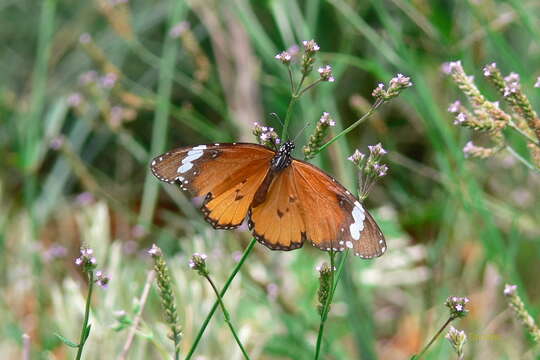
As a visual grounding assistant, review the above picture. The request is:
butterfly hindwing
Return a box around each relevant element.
[151,143,274,229]
[291,159,386,258]
[249,166,306,250]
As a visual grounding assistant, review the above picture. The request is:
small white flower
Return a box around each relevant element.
[319,112,335,126]
[99,72,118,89]
[448,100,461,113]
[442,60,462,74]
[275,51,292,64]
[79,33,92,44]
[148,244,161,256]
[368,143,387,156]
[504,72,520,84]
[504,284,517,296]
[535,76,540,88]
[483,62,497,77]
[318,65,335,82]
[302,39,320,52]
[463,141,477,157]
[347,149,365,164]
[390,73,413,87]
[169,22,189,38]
[454,112,467,125]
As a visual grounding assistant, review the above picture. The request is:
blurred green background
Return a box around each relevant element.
[1,0,539,359]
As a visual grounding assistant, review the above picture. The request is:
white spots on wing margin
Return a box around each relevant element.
[177,145,206,173]
[349,201,365,241]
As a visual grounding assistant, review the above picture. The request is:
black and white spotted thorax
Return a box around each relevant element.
[271,141,295,172]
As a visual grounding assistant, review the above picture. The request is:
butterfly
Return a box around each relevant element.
[150,141,386,258]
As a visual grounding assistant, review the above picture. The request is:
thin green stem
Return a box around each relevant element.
[314,99,385,157]
[297,79,322,98]
[415,316,456,360]
[287,65,296,94]
[185,238,257,360]
[205,275,251,360]
[75,271,94,360]
[508,120,540,147]
[23,0,56,237]
[314,251,336,360]
[505,145,540,173]
[332,250,349,294]
[297,73,308,96]
[281,95,298,140]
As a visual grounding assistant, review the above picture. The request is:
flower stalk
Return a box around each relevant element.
[413,296,469,359]
[149,244,182,360]
[189,253,251,360]
[504,284,540,344]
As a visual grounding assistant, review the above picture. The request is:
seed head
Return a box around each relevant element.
[189,253,209,277]
[95,270,110,289]
[368,143,387,156]
[253,122,281,148]
[448,100,461,114]
[347,149,366,166]
[483,62,497,77]
[504,284,517,296]
[302,39,320,54]
[318,65,335,82]
[148,244,162,257]
[319,112,335,126]
[275,51,292,65]
[371,83,386,100]
[454,112,467,125]
[446,326,467,356]
[445,296,470,319]
[75,247,97,272]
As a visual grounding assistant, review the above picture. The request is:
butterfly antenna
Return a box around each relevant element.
[269,112,284,127]
[293,121,312,142]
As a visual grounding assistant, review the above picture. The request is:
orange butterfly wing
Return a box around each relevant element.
[151,143,274,229]
[249,159,386,258]
[248,166,306,250]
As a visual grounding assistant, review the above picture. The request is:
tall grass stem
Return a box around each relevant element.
[75,272,94,360]
[314,251,336,360]
[204,275,251,360]
[185,237,257,360]
[138,1,185,227]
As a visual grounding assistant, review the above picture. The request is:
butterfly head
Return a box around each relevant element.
[279,140,295,154]
[271,141,295,171]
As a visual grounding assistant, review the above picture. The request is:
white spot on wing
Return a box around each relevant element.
[177,145,207,173]
[349,201,365,240]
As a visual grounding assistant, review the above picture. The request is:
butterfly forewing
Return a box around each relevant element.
[151,143,274,229]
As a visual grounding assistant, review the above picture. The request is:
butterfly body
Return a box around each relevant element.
[151,141,386,258]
